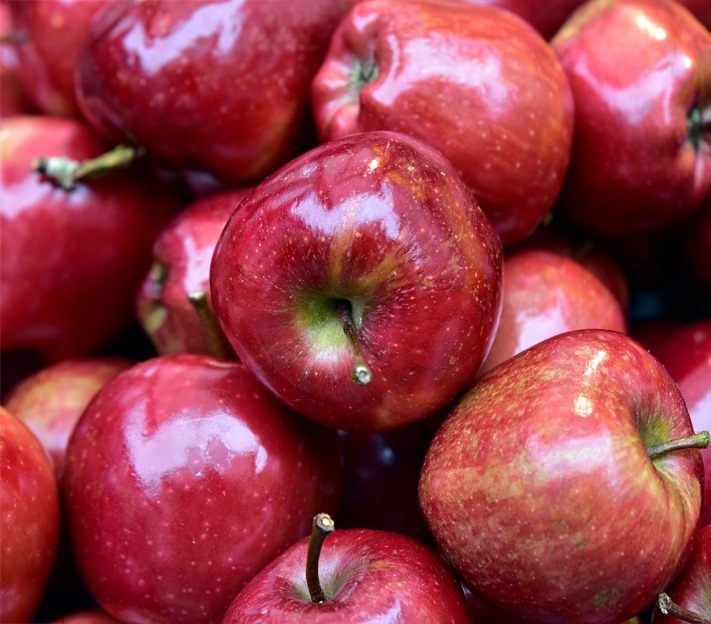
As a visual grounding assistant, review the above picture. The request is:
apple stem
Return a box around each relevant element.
[306,512,335,604]
[32,144,143,191]
[0,31,28,45]
[335,300,372,386]
[647,431,709,459]
[187,291,234,360]
[657,593,711,624]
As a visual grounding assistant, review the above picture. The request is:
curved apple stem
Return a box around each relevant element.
[306,512,335,603]
[657,593,711,624]
[187,291,234,360]
[335,300,372,386]
[647,431,709,459]
[32,144,143,191]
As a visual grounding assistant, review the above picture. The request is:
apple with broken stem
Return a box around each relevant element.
[420,329,708,624]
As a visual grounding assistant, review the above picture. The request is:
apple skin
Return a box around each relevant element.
[4,357,132,481]
[220,527,472,624]
[63,354,343,624]
[652,524,711,624]
[479,249,628,375]
[0,1,31,117]
[210,130,503,432]
[311,0,574,246]
[50,610,123,624]
[75,0,348,184]
[678,0,711,28]
[137,188,251,356]
[0,116,187,361]
[419,329,704,624]
[654,321,711,527]
[0,406,61,623]
[552,0,711,237]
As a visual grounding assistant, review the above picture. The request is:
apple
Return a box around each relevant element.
[478,248,628,375]
[137,188,251,357]
[50,610,122,624]
[311,0,574,246]
[420,329,707,624]
[0,115,187,361]
[552,0,711,237]
[678,0,711,28]
[0,1,31,117]
[210,130,503,432]
[0,405,61,623]
[75,0,348,184]
[63,354,343,624]
[220,513,472,623]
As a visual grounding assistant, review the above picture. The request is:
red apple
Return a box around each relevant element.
[311,0,574,245]
[210,130,503,432]
[479,249,628,375]
[0,405,61,623]
[75,0,347,184]
[552,0,711,236]
[420,329,706,624]
[63,354,343,624]
[50,610,122,624]
[0,1,30,117]
[0,116,186,361]
[678,0,711,27]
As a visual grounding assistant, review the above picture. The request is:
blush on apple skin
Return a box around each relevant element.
[63,355,343,624]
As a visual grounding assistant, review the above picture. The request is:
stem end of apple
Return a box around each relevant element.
[351,363,372,386]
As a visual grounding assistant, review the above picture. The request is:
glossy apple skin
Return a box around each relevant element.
[479,249,628,374]
[4,357,132,481]
[220,528,472,624]
[211,130,503,432]
[420,329,704,624]
[76,0,348,184]
[63,355,343,624]
[137,188,250,356]
[552,0,711,236]
[0,406,61,623]
[0,116,186,361]
[311,0,574,246]
[652,525,711,624]
[654,322,711,527]
[50,610,123,624]
[10,0,109,117]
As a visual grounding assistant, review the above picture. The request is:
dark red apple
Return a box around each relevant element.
[311,0,574,245]
[210,130,503,432]
[63,354,343,624]
[420,329,706,624]
[0,405,60,623]
[552,0,711,236]
[678,0,711,28]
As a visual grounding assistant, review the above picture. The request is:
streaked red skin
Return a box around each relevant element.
[76,0,348,184]
[211,131,503,432]
[0,116,186,361]
[420,329,704,624]
[685,195,711,287]
[654,322,711,527]
[311,0,574,246]
[51,610,123,624]
[4,357,132,481]
[552,0,711,236]
[63,355,343,624]
[11,0,109,117]
[479,249,628,375]
[0,406,60,623]
[137,188,251,356]
[220,528,472,624]
[652,525,711,624]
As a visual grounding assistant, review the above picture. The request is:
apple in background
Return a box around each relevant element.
[678,0,711,28]
[420,329,706,624]
[311,0,573,246]
[50,610,122,624]
[63,355,343,624]
[0,116,187,361]
[75,0,348,184]
[552,0,711,237]
[684,195,711,288]
[10,0,109,118]
[0,406,60,623]
[211,130,503,432]
[137,188,251,357]
[652,525,711,624]
[220,516,472,623]
[478,249,628,375]
[0,1,31,117]
[3,357,132,480]
[629,318,684,355]
[654,321,711,527]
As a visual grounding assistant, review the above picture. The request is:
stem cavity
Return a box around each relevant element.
[335,299,372,386]
[306,512,335,604]
[657,593,711,624]
[647,431,709,459]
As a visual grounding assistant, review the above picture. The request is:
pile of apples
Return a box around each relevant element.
[1,0,710,623]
